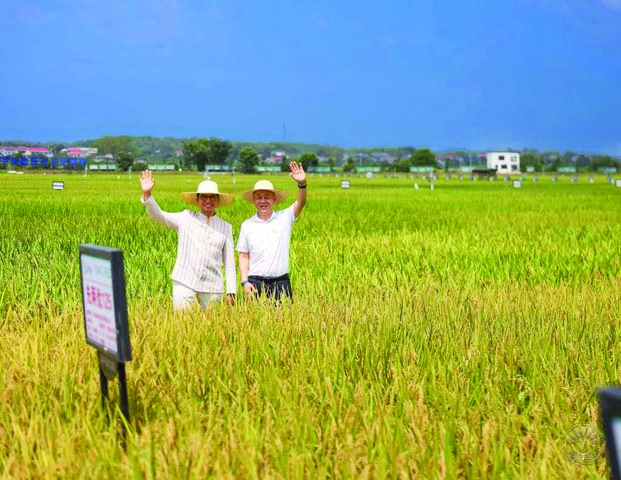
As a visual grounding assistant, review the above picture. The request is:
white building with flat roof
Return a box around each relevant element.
[487,152,520,174]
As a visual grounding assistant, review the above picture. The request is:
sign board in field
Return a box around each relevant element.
[513,180,522,188]
[410,166,435,173]
[617,180,621,188]
[79,245,131,362]
[598,389,621,480]
[341,180,351,189]
[52,181,64,190]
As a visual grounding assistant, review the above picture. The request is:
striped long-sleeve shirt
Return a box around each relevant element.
[141,196,236,294]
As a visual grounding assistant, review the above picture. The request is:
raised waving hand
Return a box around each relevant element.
[140,170,155,200]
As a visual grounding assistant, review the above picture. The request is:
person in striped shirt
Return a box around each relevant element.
[140,170,236,310]
[237,161,307,301]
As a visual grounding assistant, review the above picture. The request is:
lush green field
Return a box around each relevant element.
[1,172,620,478]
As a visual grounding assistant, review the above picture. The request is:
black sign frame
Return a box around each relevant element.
[78,244,131,362]
[599,388,621,480]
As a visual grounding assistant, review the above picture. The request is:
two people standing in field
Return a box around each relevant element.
[139,162,307,310]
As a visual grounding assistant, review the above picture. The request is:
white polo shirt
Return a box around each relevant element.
[236,205,297,277]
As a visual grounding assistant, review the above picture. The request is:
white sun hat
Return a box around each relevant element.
[241,179,288,204]
[181,180,235,207]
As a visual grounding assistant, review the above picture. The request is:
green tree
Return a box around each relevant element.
[239,147,259,174]
[48,143,66,156]
[206,138,233,165]
[520,153,542,172]
[411,148,435,167]
[343,158,356,173]
[183,137,233,171]
[93,136,136,159]
[183,138,209,171]
[396,157,412,173]
[116,152,135,171]
[280,155,289,172]
[299,152,319,171]
[550,158,562,172]
[328,156,335,172]
[591,155,618,172]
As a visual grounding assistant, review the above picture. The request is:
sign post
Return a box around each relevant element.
[79,245,131,426]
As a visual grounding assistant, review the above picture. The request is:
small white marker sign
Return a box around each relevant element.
[341,180,351,189]
[513,180,522,188]
[616,180,621,188]
[52,181,64,190]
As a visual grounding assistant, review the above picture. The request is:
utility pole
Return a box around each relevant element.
[283,121,286,143]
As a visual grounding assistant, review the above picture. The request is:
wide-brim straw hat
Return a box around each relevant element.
[241,180,288,204]
[181,180,235,207]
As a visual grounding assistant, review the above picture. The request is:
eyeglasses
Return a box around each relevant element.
[198,194,218,201]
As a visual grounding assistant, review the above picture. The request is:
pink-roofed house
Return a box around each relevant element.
[175,150,183,156]
[17,146,49,155]
[66,148,84,157]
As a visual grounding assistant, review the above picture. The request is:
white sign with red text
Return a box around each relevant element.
[80,254,118,355]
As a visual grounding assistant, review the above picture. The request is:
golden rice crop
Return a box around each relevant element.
[1,172,620,478]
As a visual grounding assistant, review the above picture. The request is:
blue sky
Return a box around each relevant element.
[1,0,620,153]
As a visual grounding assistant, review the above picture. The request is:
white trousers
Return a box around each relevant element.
[172,280,222,311]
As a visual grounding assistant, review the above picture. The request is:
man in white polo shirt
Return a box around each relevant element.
[140,170,236,310]
[237,161,307,301]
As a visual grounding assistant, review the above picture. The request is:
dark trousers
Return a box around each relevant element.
[248,273,293,302]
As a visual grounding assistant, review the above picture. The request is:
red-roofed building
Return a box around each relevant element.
[61,147,98,157]
[17,146,49,155]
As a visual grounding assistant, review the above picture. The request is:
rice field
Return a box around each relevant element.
[1,171,620,478]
